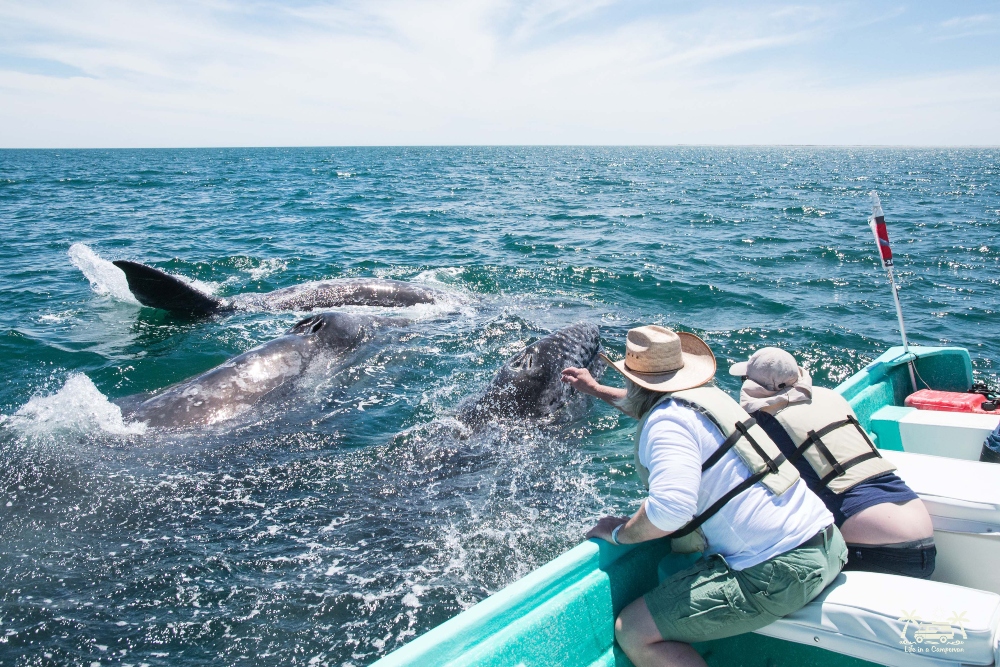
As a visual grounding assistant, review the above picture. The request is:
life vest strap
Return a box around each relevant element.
[817,451,885,487]
[789,418,849,464]
[808,428,845,476]
[671,464,779,539]
[672,421,788,539]
[741,421,781,474]
[701,417,757,472]
[788,414,883,488]
[847,414,880,450]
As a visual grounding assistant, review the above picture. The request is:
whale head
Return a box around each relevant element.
[462,322,604,424]
[286,311,406,348]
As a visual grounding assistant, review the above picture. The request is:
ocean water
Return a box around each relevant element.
[0,147,998,666]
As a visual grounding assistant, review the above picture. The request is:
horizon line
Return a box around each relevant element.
[3,143,1000,150]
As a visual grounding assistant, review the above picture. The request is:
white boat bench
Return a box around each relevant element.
[884,449,1000,595]
[871,406,1000,461]
[756,571,1000,667]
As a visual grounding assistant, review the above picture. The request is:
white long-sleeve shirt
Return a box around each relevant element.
[639,398,833,570]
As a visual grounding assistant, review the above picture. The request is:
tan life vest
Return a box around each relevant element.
[770,386,895,494]
[634,385,801,553]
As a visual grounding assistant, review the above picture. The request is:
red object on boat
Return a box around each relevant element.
[872,214,893,266]
[904,389,996,414]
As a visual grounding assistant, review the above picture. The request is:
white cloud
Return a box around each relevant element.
[941,13,996,30]
[0,0,997,147]
[936,12,1000,41]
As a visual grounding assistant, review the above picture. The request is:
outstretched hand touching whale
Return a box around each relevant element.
[561,366,627,406]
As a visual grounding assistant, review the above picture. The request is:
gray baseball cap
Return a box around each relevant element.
[729,347,802,392]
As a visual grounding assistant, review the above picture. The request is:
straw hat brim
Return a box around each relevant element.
[600,332,716,393]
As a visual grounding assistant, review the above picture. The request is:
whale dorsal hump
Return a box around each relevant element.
[113,260,222,317]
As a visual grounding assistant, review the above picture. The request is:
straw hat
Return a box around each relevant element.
[600,325,716,392]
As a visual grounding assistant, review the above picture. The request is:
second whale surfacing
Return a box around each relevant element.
[118,312,400,428]
[460,322,604,425]
[112,259,447,317]
[373,323,605,517]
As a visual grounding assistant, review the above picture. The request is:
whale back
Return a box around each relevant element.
[231,279,442,312]
[111,254,445,316]
[125,312,394,428]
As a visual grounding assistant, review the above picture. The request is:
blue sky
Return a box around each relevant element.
[1,0,998,147]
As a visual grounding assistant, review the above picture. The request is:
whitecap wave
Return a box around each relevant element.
[247,258,288,282]
[324,297,474,323]
[2,373,146,439]
[413,267,465,284]
[38,310,77,324]
[68,243,138,303]
[224,257,289,284]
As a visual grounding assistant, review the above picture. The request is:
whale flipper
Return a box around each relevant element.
[112,260,223,317]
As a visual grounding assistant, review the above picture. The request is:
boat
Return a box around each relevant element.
[371,343,1000,667]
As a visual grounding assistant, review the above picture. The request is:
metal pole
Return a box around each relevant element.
[869,192,918,391]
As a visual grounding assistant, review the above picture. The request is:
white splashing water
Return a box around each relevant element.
[317,290,473,323]
[69,243,218,300]
[68,243,138,303]
[399,298,474,321]
[3,373,146,438]
[247,258,288,281]
[38,311,76,324]
[185,277,219,296]
[413,267,465,285]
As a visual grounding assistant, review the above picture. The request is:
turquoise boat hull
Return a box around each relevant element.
[838,345,973,435]
[371,345,979,667]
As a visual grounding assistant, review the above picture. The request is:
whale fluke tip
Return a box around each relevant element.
[112,260,222,317]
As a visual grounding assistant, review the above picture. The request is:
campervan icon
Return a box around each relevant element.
[914,623,957,644]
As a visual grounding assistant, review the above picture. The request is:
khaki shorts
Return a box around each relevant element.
[645,526,847,644]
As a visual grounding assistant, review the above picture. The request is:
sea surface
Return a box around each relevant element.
[1,147,998,666]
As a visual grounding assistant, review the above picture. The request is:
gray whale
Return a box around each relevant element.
[460,322,604,425]
[381,323,605,482]
[118,312,398,428]
[112,260,446,317]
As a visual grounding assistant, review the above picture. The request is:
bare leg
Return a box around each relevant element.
[615,597,707,667]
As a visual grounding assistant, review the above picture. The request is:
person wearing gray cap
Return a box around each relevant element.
[562,326,844,667]
[730,347,935,579]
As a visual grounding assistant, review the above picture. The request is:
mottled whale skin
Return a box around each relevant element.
[119,312,395,428]
[112,259,445,317]
[461,322,604,425]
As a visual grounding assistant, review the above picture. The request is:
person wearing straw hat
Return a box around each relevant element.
[562,325,845,667]
[730,347,935,579]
